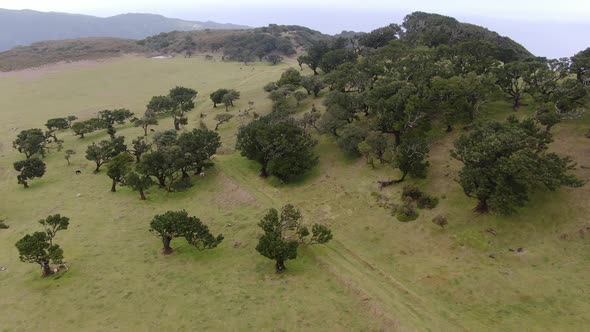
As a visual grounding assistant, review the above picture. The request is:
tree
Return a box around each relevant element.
[64,149,75,165]
[138,149,184,191]
[359,24,401,49]
[125,171,154,200]
[106,153,133,192]
[149,210,223,254]
[336,124,367,157]
[214,113,234,130]
[177,128,222,175]
[494,61,533,110]
[13,128,46,159]
[255,204,332,273]
[210,88,229,108]
[85,136,127,172]
[129,136,151,163]
[236,115,318,181]
[319,49,358,74]
[364,131,389,163]
[134,110,158,136]
[66,115,78,126]
[13,157,46,188]
[45,118,69,131]
[169,86,198,130]
[300,75,325,97]
[451,118,583,214]
[71,118,103,139]
[15,232,63,277]
[378,138,429,188]
[293,91,307,106]
[571,47,590,85]
[15,214,69,277]
[300,42,330,75]
[277,68,302,87]
[98,109,134,139]
[266,54,283,65]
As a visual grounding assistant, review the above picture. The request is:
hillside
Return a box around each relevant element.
[0,8,249,51]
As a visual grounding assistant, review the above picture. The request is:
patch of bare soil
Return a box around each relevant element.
[214,173,257,208]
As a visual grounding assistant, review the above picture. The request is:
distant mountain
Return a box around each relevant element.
[0,9,250,51]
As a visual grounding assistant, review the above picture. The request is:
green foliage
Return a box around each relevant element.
[45,118,69,131]
[570,47,590,85]
[13,157,45,188]
[124,171,154,200]
[392,138,430,181]
[210,88,229,107]
[106,153,133,192]
[15,214,70,277]
[0,219,8,229]
[129,136,151,163]
[336,124,367,157]
[256,204,332,272]
[236,115,318,181]
[493,61,534,110]
[134,110,158,136]
[98,108,134,139]
[417,195,439,209]
[148,87,197,130]
[149,210,223,254]
[85,136,127,172]
[300,75,325,97]
[13,128,47,159]
[359,24,401,49]
[64,149,75,165]
[452,117,584,214]
[214,113,234,130]
[277,68,302,87]
[266,54,283,65]
[402,185,424,201]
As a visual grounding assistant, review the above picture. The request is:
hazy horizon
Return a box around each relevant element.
[1,0,589,58]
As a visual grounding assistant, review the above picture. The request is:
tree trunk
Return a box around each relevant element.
[111,179,117,192]
[182,170,190,179]
[157,176,166,188]
[393,131,401,146]
[80,133,85,139]
[275,259,286,273]
[41,261,52,277]
[215,123,220,131]
[139,189,146,200]
[512,94,520,111]
[260,163,269,178]
[162,236,173,254]
[446,124,453,132]
[313,68,318,75]
[144,126,148,137]
[22,181,29,189]
[475,199,490,213]
[94,163,101,173]
[378,172,407,189]
[66,159,71,165]
[213,103,217,108]
[174,118,180,130]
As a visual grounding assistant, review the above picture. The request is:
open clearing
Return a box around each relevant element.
[1,55,589,331]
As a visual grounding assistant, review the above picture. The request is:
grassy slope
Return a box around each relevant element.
[0,56,589,331]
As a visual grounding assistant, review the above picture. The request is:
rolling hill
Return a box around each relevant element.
[0,8,250,52]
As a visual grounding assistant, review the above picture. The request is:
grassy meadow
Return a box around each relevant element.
[0,55,589,331]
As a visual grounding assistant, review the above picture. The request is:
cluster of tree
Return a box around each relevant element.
[209,88,240,111]
[147,86,197,130]
[293,17,589,213]
[70,109,134,139]
[15,214,70,277]
[256,204,332,272]
[236,114,318,182]
[149,210,223,254]
[262,68,326,113]
[222,33,295,63]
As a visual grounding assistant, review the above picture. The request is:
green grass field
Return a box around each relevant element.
[1,55,589,331]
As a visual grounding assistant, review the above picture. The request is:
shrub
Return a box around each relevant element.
[432,215,448,228]
[171,177,193,191]
[396,203,419,222]
[0,220,8,229]
[417,195,439,209]
[402,185,423,200]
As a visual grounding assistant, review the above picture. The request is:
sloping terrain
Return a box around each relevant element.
[0,8,249,51]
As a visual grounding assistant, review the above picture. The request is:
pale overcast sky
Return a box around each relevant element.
[1,0,589,58]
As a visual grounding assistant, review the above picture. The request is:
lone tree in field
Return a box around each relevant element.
[125,171,154,200]
[210,88,229,108]
[266,54,283,65]
[222,89,241,111]
[13,128,47,159]
[15,214,69,277]
[106,153,133,192]
[134,110,158,136]
[45,118,70,131]
[13,157,46,188]
[149,210,224,254]
[64,149,76,165]
[98,108,134,139]
[214,113,234,130]
[85,136,127,172]
[451,117,584,214]
[236,115,318,181]
[256,204,332,273]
